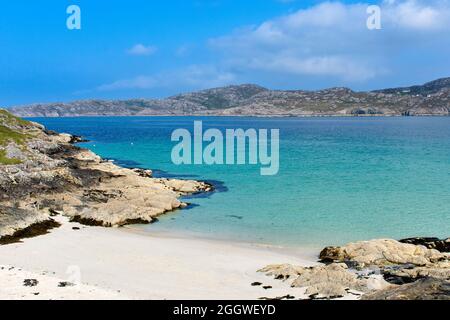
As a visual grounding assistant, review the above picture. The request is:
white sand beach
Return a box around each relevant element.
[0,216,319,300]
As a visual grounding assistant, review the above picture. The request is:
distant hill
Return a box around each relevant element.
[374,78,450,96]
[8,78,450,117]
[169,84,268,110]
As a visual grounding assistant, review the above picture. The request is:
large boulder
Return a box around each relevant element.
[382,261,450,284]
[291,263,370,298]
[362,278,450,300]
[259,263,389,299]
[262,239,450,300]
[319,239,446,268]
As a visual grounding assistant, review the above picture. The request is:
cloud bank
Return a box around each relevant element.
[209,0,450,82]
[98,65,235,92]
[100,0,450,93]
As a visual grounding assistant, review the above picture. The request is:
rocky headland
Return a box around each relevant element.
[0,109,211,243]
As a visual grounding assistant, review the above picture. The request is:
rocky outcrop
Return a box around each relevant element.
[319,239,446,268]
[9,77,450,117]
[259,263,388,299]
[0,109,212,242]
[382,261,450,284]
[362,278,450,300]
[260,239,449,300]
[318,239,449,286]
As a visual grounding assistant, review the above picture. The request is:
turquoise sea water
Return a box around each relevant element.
[32,116,450,249]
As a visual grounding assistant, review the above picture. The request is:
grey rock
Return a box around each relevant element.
[318,239,446,268]
[400,237,450,253]
[23,279,39,287]
[382,261,450,284]
[362,278,450,300]
[258,263,389,299]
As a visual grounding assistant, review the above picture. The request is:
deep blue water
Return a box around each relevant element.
[31,116,450,249]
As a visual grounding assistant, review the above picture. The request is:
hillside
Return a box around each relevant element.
[374,78,450,96]
[8,78,450,117]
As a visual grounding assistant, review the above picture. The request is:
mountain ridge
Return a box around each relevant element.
[8,78,450,117]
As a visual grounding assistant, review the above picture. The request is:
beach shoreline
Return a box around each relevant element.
[128,223,323,257]
[0,216,321,300]
[0,110,322,300]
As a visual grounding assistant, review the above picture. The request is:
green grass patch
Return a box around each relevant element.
[0,109,31,127]
[0,125,28,147]
[0,149,22,165]
[0,110,30,164]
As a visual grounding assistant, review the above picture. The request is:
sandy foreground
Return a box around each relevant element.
[0,216,328,300]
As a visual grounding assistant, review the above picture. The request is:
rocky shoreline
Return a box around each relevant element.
[0,109,212,243]
[260,238,450,300]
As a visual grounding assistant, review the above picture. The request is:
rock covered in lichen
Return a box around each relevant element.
[0,206,52,241]
[261,238,450,300]
[382,261,450,284]
[259,263,389,299]
[319,239,446,268]
[362,278,450,300]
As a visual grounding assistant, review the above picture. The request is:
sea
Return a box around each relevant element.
[31,116,450,249]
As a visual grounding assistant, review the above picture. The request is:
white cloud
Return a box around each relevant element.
[98,76,157,91]
[209,0,450,82]
[97,0,450,94]
[384,0,450,30]
[241,55,381,81]
[178,65,235,87]
[127,44,157,56]
[97,65,235,92]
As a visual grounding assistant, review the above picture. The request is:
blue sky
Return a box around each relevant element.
[1,0,450,106]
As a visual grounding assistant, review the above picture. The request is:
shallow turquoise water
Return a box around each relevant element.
[32,116,450,248]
